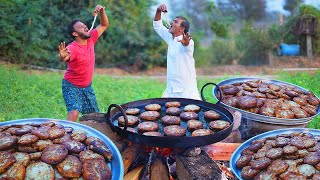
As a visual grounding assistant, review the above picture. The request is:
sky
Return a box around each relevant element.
[155,0,320,16]
[266,0,320,15]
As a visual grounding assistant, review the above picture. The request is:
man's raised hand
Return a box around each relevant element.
[58,42,70,62]
[178,32,191,46]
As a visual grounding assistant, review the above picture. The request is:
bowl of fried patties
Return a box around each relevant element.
[0,118,124,180]
[208,77,320,139]
[230,128,320,180]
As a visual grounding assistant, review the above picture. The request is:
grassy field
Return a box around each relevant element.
[0,64,319,128]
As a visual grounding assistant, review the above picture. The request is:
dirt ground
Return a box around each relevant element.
[94,56,320,76]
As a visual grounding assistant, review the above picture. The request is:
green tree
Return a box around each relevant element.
[0,0,167,70]
[216,0,266,21]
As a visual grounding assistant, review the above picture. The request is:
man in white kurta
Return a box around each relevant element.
[153,4,201,100]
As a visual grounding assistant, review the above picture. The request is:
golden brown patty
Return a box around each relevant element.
[164,125,186,136]
[2,162,26,180]
[33,139,53,151]
[54,168,67,180]
[240,166,260,179]
[52,133,72,144]
[180,112,199,120]
[222,97,239,107]
[236,155,252,168]
[265,148,283,160]
[29,152,42,161]
[71,129,87,142]
[161,115,181,126]
[291,107,309,119]
[138,122,159,133]
[48,128,65,139]
[293,97,308,106]
[283,145,298,154]
[4,127,20,135]
[125,108,140,115]
[15,125,34,136]
[165,101,181,108]
[142,131,163,137]
[31,126,50,140]
[0,151,15,174]
[0,125,10,132]
[307,96,320,106]
[87,139,113,162]
[303,152,320,165]
[84,136,100,146]
[117,115,139,127]
[254,171,277,180]
[145,103,162,111]
[191,129,213,136]
[301,104,317,116]
[187,120,203,131]
[41,144,68,165]
[166,107,182,116]
[56,155,82,178]
[238,96,258,109]
[12,152,30,167]
[222,86,240,95]
[204,110,221,120]
[17,145,37,153]
[63,140,85,154]
[267,159,289,175]
[209,120,230,131]
[0,135,18,150]
[275,109,295,119]
[250,157,272,170]
[184,104,201,113]
[82,159,112,180]
[140,111,160,121]
[25,161,54,180]
[79,150,105,163]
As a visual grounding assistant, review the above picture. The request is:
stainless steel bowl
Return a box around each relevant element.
[0,118,124,180]
[204,77,320,139]
[230,128,320,180]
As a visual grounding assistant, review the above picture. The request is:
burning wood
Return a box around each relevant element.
[121,144,137,174]
[124,164,145,180]
[80,113,240,180]
[203,142,241,161]
[175,150,222,180]
[150,158,170,180]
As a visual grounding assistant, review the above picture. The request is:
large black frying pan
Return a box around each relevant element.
[105,95,234,149]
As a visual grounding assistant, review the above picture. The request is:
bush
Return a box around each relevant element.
[235,22,273,65]
[207,39,239,65]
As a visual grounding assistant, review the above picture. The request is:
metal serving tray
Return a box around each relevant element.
[0,118,124,180]
[230,128,320,180]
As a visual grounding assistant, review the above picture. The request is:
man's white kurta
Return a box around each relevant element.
[153,20,200,100]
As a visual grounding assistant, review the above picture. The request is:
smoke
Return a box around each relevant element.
[266,0,290,16]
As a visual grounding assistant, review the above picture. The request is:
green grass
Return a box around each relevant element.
[0,64,319,129]
[277,71,320,129]
[0,64,224,121]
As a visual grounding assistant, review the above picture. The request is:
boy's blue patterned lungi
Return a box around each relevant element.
[62,79,100,114]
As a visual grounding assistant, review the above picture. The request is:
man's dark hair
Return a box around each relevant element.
[176,16,190,34]
[67,19,80,39]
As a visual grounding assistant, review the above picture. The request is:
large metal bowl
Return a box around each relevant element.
[201,77,320,139]
[0,118,124,180]
[230,128,320,180]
